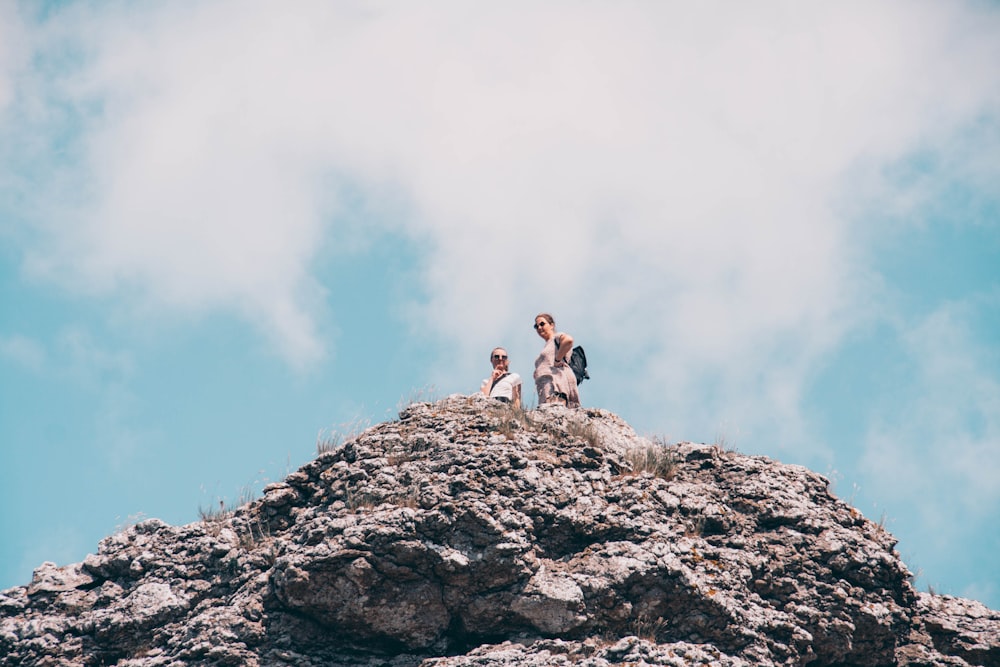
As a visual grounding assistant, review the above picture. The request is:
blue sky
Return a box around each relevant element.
[1,1,998,609]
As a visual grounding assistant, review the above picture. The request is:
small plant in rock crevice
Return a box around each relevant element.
[624,437,676,480]
[316,431,343,455]
[685,519,707,539]
[489,402,539,441]
[345,487,379,512]
[566,419,602,448]
[391,485,422,509]
[317,418,369,456]
[396,385,442,415]
[630,611,669,642]
[198,483,262,537]
[713,425,741,453]
[199,499,231,524]
[489,402,605,450]
[198,501,232,538]
[235,509,272,550]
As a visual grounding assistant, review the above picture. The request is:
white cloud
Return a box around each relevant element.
[0,333,46,371]
[1,325,147,468]
[4,1,1000,429]
[857,299,1000,603]
[2,0,999,609]
[0,326,135,385]
[861,300,1000,528]
[0,1,22,113]
[53,327,134,387]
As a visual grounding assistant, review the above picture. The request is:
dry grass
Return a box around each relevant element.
[198,500,231,537]
[624,437,676,480]
[392,485,422,509]
[316,431,343,455]
[199,499,231,524]
[317,417,369,455]
[199,483,260,536]
[713,424,741,453]
[236,510,272,550]
[566,419,602,448]
[490,403,604,450]
[345,487,379,511]
[631,612,668,641]
[396,385,442,415]
[490,402,536,440]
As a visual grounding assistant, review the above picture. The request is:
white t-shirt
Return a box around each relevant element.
[484,372,522,401]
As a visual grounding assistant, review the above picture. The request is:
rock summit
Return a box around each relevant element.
[2,395,998,666]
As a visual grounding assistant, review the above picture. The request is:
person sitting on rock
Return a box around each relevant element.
[481,346,522,407]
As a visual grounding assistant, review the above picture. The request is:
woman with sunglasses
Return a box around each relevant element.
[481,347,522,407]
[532,313,580,407]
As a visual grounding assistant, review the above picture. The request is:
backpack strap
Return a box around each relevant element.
[490,372,509,393]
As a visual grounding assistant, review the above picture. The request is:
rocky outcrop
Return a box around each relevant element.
[2,395,998,666]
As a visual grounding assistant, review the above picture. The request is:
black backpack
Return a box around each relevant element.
[568,346,589,384]
[555,335,590,384]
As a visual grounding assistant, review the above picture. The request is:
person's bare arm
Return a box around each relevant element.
[554,332,574,363]
[482,366,506,396]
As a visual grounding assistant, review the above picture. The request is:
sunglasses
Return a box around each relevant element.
[492,354,508,361]
[533,321,548,330]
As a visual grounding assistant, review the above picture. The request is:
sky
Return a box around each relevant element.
[1,0,998,609]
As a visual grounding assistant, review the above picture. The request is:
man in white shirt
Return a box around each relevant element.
[481,347,522,407]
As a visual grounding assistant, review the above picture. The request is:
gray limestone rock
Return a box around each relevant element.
[2,395,997,666]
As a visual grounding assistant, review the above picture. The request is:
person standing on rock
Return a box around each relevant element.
[481,346,522,407]
[533,313,580,408]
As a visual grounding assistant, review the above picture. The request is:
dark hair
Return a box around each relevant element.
[534,313,555,326]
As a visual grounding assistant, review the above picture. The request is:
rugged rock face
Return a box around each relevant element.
[2,395,998,666]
